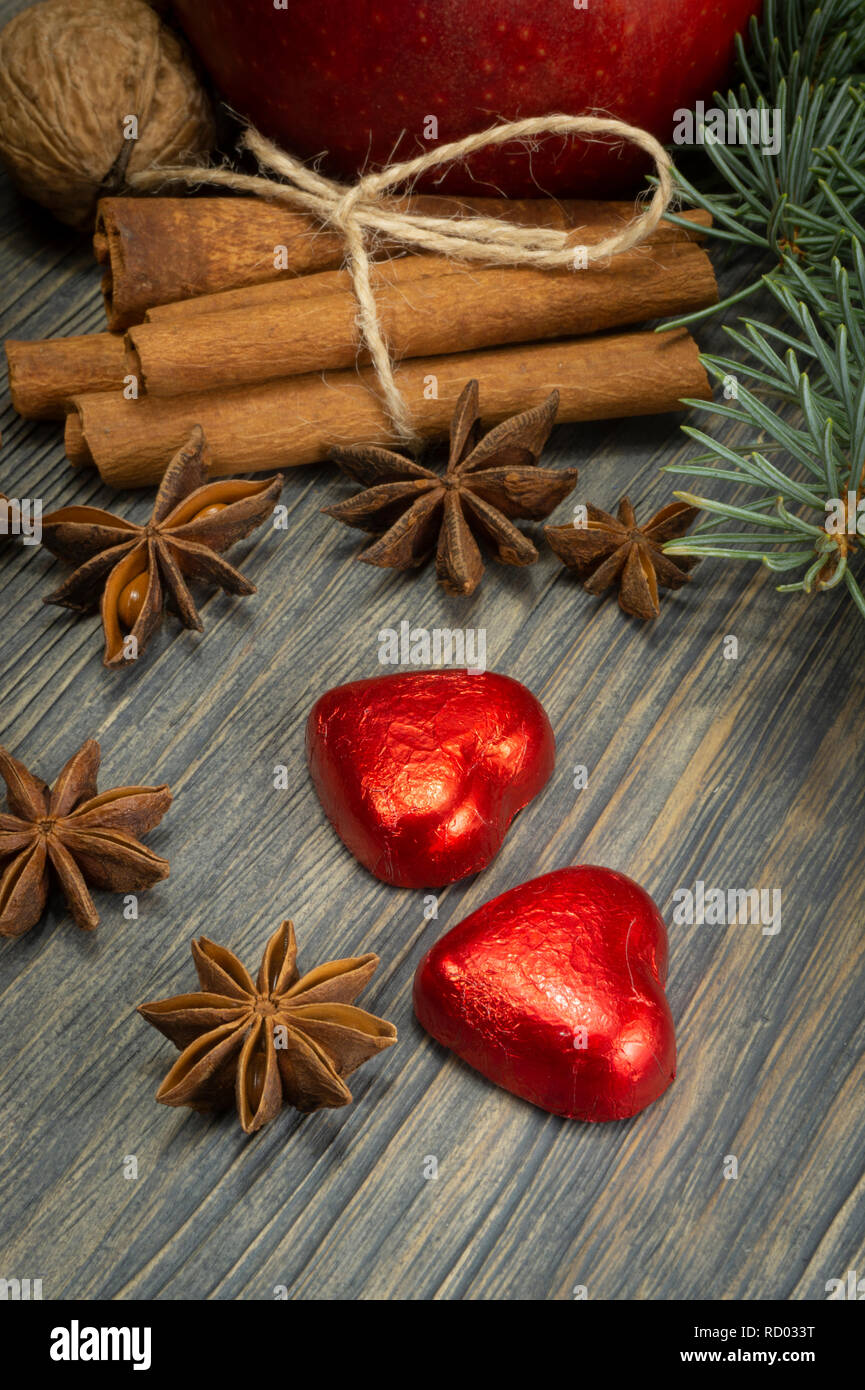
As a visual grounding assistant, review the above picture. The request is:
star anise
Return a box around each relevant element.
[138,921,397,1134]
[0,740,171,938]
[40,427,284,667]
[545,496,700,619]
[323,380,577,595]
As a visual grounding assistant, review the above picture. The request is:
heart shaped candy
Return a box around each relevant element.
[306,670,554,888]
[414,866,676,1120]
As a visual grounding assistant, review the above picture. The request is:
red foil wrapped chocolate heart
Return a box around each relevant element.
[414,866,676,1120]
[306,670,554,888]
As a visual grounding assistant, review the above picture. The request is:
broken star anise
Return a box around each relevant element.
[41,426,284,667]
[545,496,700,620]
[323,379,577,595]
[138,921,397,1134]
[0,739,171,938]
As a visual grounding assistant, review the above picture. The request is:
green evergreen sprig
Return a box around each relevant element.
[660,0,865,619]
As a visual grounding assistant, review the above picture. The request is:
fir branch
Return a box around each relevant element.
[662,0,865,329]
[661,0,865,620]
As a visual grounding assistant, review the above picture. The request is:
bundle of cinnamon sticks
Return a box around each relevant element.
[5,193,718,488]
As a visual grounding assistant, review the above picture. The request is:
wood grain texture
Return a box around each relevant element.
[0,0,863,1300]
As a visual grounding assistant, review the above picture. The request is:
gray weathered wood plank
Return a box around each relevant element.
[0,0,862,1302]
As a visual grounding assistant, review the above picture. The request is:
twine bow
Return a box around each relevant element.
[131,115,675,444]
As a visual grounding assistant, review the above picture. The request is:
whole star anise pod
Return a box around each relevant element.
[545,496,700,620]
[0,740,171,938]
[40,427,284,667]
[138,921,397,1134]
[323,380,577,595]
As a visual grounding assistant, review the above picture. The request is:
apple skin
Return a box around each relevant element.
[173,0,762,197]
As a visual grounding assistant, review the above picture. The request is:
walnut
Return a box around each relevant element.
[0,0,214,227]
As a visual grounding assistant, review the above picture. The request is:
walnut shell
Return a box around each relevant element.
[0,0,215,227]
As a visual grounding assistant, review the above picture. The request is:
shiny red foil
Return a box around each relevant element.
[414,866,676,1121]
[306,670,554,888]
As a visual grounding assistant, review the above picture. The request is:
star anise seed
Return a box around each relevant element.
[0,739,171,937]
[545,496,700,619]
[323,379,577,595]
[40,426,284,666]
[138,921,397,1134]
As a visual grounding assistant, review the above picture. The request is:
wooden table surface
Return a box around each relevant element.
[1,12,863,1303]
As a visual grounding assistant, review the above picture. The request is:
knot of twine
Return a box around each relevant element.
[132,115,674,444]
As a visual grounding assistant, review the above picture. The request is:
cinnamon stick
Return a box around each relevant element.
[67,330,711,488]
[95,194,712,330]
[6,258,452,420]
[144,253,452,322]
[6,333,127,420]
[126,243,718,399]
[7,243,716,418]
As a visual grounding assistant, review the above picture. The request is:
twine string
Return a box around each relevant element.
[131,114,675,444]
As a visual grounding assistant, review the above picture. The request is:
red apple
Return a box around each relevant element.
[173,0,762,197]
